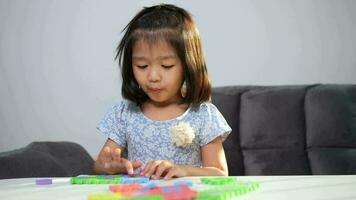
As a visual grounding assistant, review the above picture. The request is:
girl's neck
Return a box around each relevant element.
[145,97,184,108]
[141,100,189,121]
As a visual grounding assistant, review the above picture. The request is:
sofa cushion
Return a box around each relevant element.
[308,148,356,174]
[243,148,310,175]
[305,85,356,174]
[305,85,356,147]
[240,86,307,148]
[239,86,310,175]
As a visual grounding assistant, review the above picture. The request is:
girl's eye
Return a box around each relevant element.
[136,65,148,69]
[162,65,174,69]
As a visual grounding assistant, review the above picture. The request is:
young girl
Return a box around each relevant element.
[94,4,231,179]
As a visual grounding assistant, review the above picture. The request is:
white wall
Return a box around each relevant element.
[1,0,355,157]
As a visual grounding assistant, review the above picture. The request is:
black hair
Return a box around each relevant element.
[116,4,211,105]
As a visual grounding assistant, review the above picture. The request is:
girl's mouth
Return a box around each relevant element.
[148,88,162,94]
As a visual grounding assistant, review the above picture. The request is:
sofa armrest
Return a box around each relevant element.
[0,141,94,179]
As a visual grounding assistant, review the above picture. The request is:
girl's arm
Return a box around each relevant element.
[141,136,229,178]
[94,138,142,174]
[181,136,229,176]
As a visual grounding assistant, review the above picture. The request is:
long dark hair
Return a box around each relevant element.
[115,4,211,105]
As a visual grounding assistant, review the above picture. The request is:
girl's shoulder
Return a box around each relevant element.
[110,100,139,114]
[190,102,221,117]
[192,101,218,111]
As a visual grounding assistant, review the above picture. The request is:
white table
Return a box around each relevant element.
[0,175,355,200]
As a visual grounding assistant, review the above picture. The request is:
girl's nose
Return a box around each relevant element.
[148,68,161,82]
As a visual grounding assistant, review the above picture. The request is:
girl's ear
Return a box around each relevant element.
[181,81,187,98]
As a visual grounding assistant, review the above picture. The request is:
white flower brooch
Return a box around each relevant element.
[170,122,195,147]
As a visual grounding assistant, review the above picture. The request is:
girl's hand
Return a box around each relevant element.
[97,146,142,175]
[140,160,187,179]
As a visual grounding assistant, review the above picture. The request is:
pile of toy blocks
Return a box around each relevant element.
[70,175,260,200]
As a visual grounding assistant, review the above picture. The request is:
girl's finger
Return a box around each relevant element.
[102,146,111,161]
[154,162,169,179]
[164,167,177,179]
[112,148,122,161]
[145,161,160,177]
[100,147,112,168]
[132,160,143,169]
[140,161,152,175]
[121,158,134,174]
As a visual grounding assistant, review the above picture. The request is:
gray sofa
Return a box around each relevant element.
[212,84,356,175]
[0,84,355,178]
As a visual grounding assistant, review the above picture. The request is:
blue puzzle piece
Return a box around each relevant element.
[174,180,193,187]
[122,177,149,184]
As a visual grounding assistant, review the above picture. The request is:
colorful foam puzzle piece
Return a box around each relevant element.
[35,178,52,185]
[71,175,123,184]
[87,193,124,200]
[135,184,198,200]
[109,183,143,196]
[173,180,193,187]
[196,181,260,200]
[122,176,150,184]
[71,174,150,184]
[124,196,164,200]
[200,177,237,185]
[143,182,159,190]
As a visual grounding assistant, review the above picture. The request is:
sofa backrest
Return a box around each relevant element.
[212,84,356,175]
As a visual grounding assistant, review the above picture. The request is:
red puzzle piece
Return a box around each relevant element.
[109,183,143,197]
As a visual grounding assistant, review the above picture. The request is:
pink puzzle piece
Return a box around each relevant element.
[136,184,198,200]
[109,183,143,197]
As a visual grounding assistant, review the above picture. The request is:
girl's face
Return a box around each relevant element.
[132,39,184,106]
